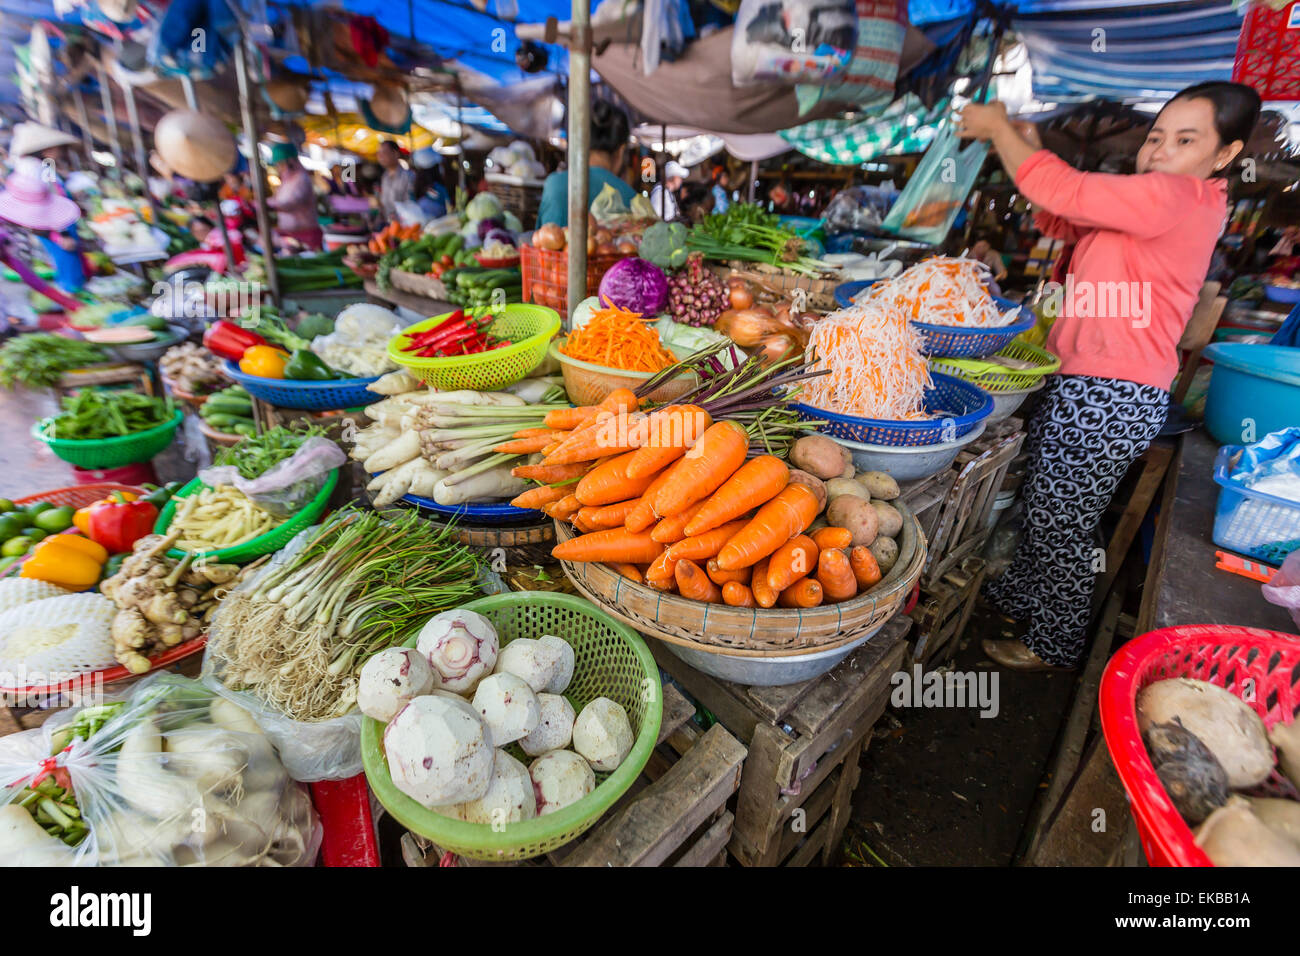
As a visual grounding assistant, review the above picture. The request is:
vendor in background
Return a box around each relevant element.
[411,148,451,219]
[219,169,255,226]
[651,161,688,222]
[536,99,636,228]
[711,166,731,215]
[264,141,323,252]
[9,123,87,292]
[377,140,414,222]
[957,80,1260,672]
[967,235,1008,283]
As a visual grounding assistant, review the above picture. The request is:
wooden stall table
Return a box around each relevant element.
[363,278,456,322]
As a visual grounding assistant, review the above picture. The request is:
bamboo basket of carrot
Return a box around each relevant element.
[553,502,924,656]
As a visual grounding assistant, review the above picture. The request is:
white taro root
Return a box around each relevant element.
[357,647,435,722]
[538,635,575,694]
[1195,797,1300,866]
[384,694,494,808]
[529,751,595,816]
[459,751,536,824]
[417,609,499,695]
[1136,678,1273,788]
[519,694,575,757]
[572,697,634,772]
[494,638,558,693]
[472,672,540,745]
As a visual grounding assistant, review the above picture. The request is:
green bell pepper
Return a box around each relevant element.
[284,350,337,381]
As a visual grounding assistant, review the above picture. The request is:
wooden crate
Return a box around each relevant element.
[401,683,747,867]
[652,616,910,867]
[907,556,987,668]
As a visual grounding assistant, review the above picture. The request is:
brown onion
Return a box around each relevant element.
[755,333,800,365]
[596,241,618,256]
[534,224,565,251]
[714,307,784,347]
[729,284,755,310]
[594,229,613,245]
[616,239,638,255]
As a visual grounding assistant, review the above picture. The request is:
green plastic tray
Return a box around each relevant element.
[362,592,663,861]
[32,408,184,468]
[153,469,338,564]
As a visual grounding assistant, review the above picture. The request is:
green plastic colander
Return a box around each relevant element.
[388,304,561,392]
[361,592,663,862]
[32,408,185,469]
[928,338,1060,392]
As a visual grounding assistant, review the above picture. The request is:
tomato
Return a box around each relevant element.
[440,254,453,267]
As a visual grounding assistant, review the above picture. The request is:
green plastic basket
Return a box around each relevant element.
[31,408,185,469]
[387,304,561,392]
[153,469,338,564]
[362,592,663,861]
[928,338,1060,392]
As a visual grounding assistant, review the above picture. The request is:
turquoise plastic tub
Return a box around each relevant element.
[1203,344,1300,446]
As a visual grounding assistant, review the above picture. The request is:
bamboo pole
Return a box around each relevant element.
[234,37,281,307]
[565,0,591,325]
[72,88,94,165]
[96,61,122,178]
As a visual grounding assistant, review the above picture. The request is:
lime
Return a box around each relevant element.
[25,528,47,543]
[2,511,32,530]
[0,517,18,542]
[33,506,75,534]
[25,502,53,517]
[2,536,32,557]
[0,499,14,513]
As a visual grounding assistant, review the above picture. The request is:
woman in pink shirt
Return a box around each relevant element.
[956,81,1261,671]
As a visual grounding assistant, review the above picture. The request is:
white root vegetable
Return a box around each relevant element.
[363,430,422,473]
[116,715,204,820]
[0,804,72,865]
[458,750,536,824]
[417,609,499,694]
[384,694,494,808]
[519,694,575,756]
[164,724,247,793]
[434,467,530,505]
[1243,797,1300,849]
[367,369,420,395]
[1269,720,1300,788]
[494,638,559,693]
[1136,678,1273,788]
[472,672,540,745]
[503,377,563,403]
[358,647,435,722]
[572,697,634,772]
[1195,797,1300,866]
[539,635,575,694]
[407,464,448,500]
[529,751,595,816]
[369,456,424,507]
[363,396,416,422]
[209,697,263,736]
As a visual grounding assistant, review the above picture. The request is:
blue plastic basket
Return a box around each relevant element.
[832,279,1035,358]
[223,360,382,410]
[399,493,539,525]
[1212,445,1300,565]
[1263,283,1300,304]
[791,372,992,447]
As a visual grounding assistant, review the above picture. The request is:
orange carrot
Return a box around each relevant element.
[625,405,712,479]
[751,558,778,608]
[850,546,882,591]
[645,549,679,582]
[667,519,750,563]
[646,574,677,593]
[545,406,597,430]
[778,578,823,608]
[571,512,595,533]
[577,498,640,530]
[683,455,789,537]
[610,562,643,583]
[706,559,751,587]
[511,462,590,483]
[541,442,562,456]
[493,434,555,454]
[575,450,662,507]
[674,559,722,603]
[511,485,568,510]
[722,581,757,607]
[812,527,853,552]
[716,484,821,571]
[766,535,820,592]
[816,548,857,602]
[650,501,707,544]
[653,421,749,518]
[512,427,560,440]
[541,414,639,465]
[624,460,686,533]
[552,528,664,564]
[550,494,582,521]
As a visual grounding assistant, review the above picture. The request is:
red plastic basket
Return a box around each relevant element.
[13,482,147,509]
[520,243,631,313]
[1099,624,1300,867]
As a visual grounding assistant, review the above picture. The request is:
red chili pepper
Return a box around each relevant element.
[203,320,266,361]
[85,494,159,553]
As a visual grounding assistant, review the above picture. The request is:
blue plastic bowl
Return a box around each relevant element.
[791,372,993,447]
[1203,344,1300,446]
[832,279,1034,358]
[400,494,538,525]
[1263,284,1300,304]
[223,360,382,410]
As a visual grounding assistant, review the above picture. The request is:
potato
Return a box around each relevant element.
[825,478,867,501]
[789,435,851,481]
[869,535,898,574]
[785,469,827,512]
[1244,797,1300,849]
[826,495,877,547]
[1136,678,1273,789]
[839,462,856,480]
[871,500,903,538]
[859,470,899,500]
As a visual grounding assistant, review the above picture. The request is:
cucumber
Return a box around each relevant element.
[203,413,254,429]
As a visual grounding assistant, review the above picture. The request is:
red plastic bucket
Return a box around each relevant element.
[71,462,158,486]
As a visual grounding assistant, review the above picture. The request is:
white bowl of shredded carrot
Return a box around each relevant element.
[552,301,696,406]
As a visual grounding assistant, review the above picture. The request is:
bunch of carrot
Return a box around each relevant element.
[559,303,677,373]
[368,221,422,255]
[537,391,888,609]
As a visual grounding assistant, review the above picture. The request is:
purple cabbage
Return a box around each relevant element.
[476,217,505,239]
[597,257,668,316]
[483,228,516,248]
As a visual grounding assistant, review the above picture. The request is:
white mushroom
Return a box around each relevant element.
[538,635,575,694]
[357,647,435,722]
[458,751,536,825]
[383,694,494,807]
[519,693,576,757]
[417,609,499,695]
[572,697,634,772]
[529,751,595,816]
[472,672,540,745]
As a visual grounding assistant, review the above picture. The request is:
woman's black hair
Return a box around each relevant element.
[588,100,630,156]
[1165,81,1261,152]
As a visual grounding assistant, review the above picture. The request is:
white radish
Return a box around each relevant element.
[417,609,499,694]
[529,751,595,816]
[472,672,540,745]
[433,467,530,505]
[519,694,575,757]
[363,430,421,473]
[358,647,435,722]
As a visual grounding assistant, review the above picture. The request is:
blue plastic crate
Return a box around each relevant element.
[223,360,383,410]
[832,279,1035,358]
[1212,445,1300,565]
[791,372,992,447]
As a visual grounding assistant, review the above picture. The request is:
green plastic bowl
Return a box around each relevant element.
[362,592,663,861]
[32,408,184,469]
[153,469,338,564]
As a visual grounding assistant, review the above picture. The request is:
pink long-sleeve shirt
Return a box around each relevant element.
[1015,149,1227,391]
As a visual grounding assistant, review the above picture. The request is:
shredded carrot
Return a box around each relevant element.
[859,256,1017,328]
[560,302,676,373]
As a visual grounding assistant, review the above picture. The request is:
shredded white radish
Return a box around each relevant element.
[856,256,1017,328]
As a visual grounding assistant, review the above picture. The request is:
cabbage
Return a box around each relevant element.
[466,192,503,222]
[483,229,516,248]
[476,217,505,240]
[502,211,523,232]
[596,258,668,316]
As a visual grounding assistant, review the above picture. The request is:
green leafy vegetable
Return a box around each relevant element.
[214,423,326,479]
[639,221,689,270]
[0,334,107,390]
[42,390,174,441]
[687,203,828,276]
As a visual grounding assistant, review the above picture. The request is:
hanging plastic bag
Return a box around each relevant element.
[0,673,321,867]
[880,122,989,245]
[200,437,344,519]
[1262,550,1300,630]
[732,0,858,87]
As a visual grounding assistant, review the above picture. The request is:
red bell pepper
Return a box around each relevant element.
[85,494,159,553]
[204,320,267,361]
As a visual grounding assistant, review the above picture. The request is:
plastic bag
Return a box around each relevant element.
[200,437,344,519]
[1227,427,1300,503]
[590,182,631,224]
[880,122,988,245]
[0,673,321,867]
[1262,550,1300,630]
[732,0,857,87]
[824,184,900,234]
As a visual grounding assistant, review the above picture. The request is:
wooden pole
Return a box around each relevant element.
[235,37,281,307]
[96,61,122,179]
[121,79,162,223]
[565,0,591,325]
[72,87,94,164]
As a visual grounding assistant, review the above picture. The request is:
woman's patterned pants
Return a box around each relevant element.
[983,374,1169,667]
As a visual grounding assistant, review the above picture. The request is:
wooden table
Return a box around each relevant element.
[363,279,456,319]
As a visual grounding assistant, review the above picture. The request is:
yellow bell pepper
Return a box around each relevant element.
[239,345,290,379]
[73,491,136,536]
[20,534,107,591]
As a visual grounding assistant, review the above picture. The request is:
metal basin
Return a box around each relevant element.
[661,627,883,686]
[984,379,1044,424]
[832,422,986,482]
